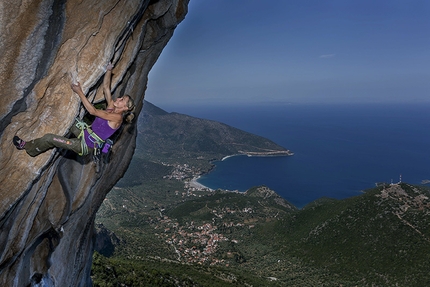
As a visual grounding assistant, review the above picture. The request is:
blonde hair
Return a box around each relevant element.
[123,95,135,123]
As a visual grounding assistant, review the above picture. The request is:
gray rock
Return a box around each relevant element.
[0,0,189,286]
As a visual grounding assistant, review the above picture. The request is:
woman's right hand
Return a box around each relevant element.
[107,62,114,71]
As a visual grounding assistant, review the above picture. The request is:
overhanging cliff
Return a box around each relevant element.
[0,0,189,286]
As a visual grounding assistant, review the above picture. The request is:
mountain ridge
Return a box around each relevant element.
[135,100,292,171]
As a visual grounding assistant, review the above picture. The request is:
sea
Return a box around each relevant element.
[161,103,430,208]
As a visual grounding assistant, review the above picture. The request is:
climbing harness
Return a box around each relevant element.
[75,117,115,172]
[75,117,110,157]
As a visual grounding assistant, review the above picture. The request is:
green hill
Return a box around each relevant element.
[94,102,430,286]
[280,183,430,286]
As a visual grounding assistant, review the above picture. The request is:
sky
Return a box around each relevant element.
[145,0,430,107]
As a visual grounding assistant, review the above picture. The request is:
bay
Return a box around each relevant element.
[162,103,430,208]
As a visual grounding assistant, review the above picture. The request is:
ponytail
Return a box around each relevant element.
[124,112,135,123]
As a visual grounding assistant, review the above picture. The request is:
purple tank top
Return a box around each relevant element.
[84,117,119,148]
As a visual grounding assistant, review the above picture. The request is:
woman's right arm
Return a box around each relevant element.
[72,82,122,124]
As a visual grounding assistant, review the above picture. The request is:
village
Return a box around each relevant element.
[150,168,257,267]
[146,162,275,265]
[153,208,254,266]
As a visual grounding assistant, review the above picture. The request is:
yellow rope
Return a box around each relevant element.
[75,118,89,156]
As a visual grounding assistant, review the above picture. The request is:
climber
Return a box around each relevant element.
[13,62,135,157]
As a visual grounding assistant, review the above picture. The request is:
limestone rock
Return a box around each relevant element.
[0,0,189,286]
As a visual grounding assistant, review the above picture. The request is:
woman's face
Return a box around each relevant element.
[114,96,129,111]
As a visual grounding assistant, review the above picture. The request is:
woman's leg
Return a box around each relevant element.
[23,133,82,157]
[71,121,83,137]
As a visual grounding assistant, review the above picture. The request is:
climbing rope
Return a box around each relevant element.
[75,118,105,156]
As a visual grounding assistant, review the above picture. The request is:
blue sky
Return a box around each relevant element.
[145,0,430,107]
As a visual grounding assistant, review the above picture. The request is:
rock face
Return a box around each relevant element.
[0,0,189,286]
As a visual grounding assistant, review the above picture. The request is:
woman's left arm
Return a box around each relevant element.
[103,62,114,109]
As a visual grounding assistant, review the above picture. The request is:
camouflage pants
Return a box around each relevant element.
[24,133,83,157]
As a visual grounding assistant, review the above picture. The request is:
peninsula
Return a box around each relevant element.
[136,101,293,172]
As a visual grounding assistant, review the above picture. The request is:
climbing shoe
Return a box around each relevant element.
[13,136,26,150]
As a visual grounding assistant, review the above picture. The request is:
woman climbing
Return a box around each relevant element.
[13,62,135,157]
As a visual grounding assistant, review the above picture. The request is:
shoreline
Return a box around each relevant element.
[221,154,239,161]
[222,150,294,161]
[189,176,213,191]
[190,176,244,194]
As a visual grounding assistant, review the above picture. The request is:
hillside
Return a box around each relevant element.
[116,101,293,188]
[281,183,430,286]
[136,101,292,169]
[94,102,430,286]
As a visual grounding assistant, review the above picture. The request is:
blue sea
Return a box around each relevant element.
[163,103,430,208]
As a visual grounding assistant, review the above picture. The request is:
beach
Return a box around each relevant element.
[189,176,213,191]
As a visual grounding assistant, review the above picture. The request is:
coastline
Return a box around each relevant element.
[191,175,242,194]
[222,150,293,161]
[221,154,240,161]
[242,150,294,157]
[200,150,294,191]
[171,103,430,209]
[189,176,213,191]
